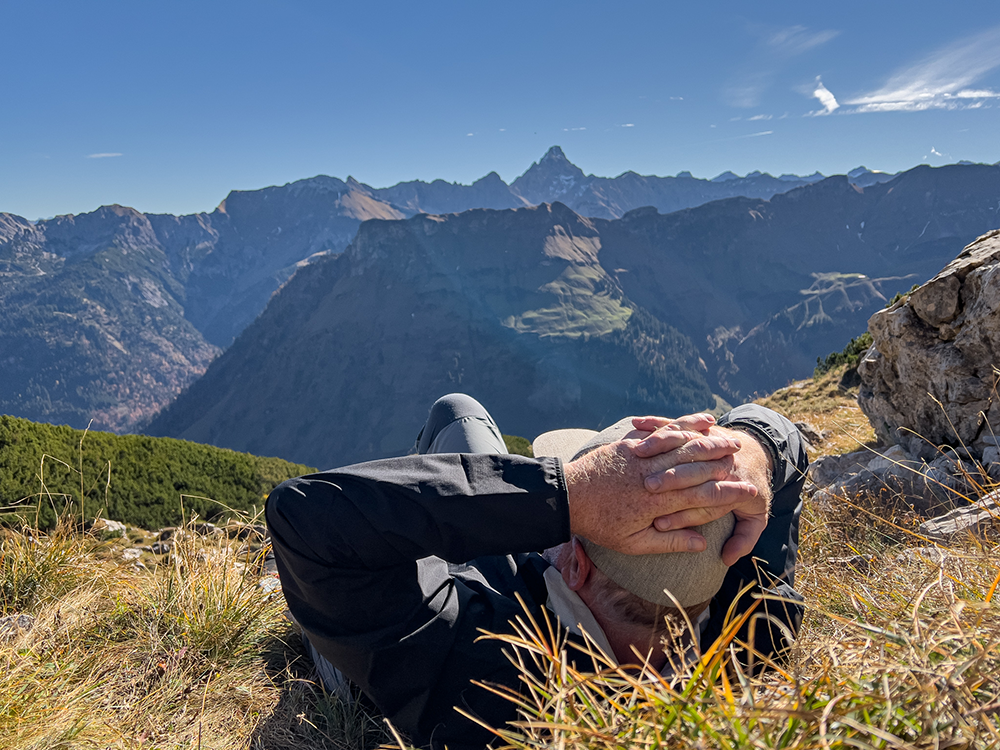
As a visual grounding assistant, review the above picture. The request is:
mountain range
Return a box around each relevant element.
[146,164,1000,468]
[7,147,998,464]
[0,147,901,435]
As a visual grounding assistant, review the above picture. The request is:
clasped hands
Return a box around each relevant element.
[563,413,773,567]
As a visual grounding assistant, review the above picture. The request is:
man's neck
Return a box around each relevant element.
[588,603,669,672]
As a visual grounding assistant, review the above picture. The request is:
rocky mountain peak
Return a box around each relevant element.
[541,145,569,163]
[511,145,589,205]
[39,204,159,256]
[472,171,506,187]
[0,213,39,244]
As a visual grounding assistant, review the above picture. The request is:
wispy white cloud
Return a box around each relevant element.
[619,123,635,127]
[742,130,773,138]
[562,127,586,131]
[669,96,684,101]
[87,152,122,158]
[466,133,474,136]
[807,77,840,116]
[748,113,772,121]
[931,147,944,156]
[725,24,838,107]
[766,25,839,57]
[846,26,1000,112]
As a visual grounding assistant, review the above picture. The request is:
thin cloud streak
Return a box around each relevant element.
[766,26,839,57]
[87,153,122,158]
[725,24,838,108]
[846,26,1000,112]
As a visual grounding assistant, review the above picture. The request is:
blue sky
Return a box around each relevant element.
[3,0,999,219]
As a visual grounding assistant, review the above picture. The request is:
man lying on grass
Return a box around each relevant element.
[266,394,808,749]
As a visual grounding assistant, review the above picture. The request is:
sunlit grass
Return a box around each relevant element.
[0,516,388,749]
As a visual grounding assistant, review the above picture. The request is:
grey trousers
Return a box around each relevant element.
[414,393,507,455]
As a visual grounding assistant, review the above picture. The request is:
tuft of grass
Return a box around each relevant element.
[814,332,873,378]
[0,515,390,750]
[0,519,110,615]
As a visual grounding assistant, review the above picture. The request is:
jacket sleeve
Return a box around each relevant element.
[710,404,809,669]
[265,452,570,748]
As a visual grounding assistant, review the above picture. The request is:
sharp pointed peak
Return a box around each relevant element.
[541,145,569,161]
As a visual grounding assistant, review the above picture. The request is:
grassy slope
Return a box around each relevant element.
[0,416,314,530]
[1,368,998,749]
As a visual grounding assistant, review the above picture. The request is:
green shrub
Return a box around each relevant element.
[886,283,920,308]
[814,332,873,377]
[0,416,314,530]
[503,434,533,457]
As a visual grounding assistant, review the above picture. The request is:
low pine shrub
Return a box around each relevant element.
[0,416,313,529]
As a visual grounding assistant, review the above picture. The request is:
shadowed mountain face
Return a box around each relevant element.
[146,204,715,467]
[0,207,219,432]
[600,165,1000,397]
[147,164,1000,466]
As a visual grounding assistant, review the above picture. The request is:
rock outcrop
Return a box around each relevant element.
[858,229,1000,462]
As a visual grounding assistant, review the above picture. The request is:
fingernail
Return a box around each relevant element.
[688,537,706,552]
[732,438,741,449]
[645,476,661,491]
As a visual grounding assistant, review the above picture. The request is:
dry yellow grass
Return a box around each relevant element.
[754,366,877,457]
[0,520,388,750]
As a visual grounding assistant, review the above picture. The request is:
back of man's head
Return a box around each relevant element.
[535,417,736,609]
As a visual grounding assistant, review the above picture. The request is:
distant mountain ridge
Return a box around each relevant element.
[147,164,1000,467]
[0,150,992,438]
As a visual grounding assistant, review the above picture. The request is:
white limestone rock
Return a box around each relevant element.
[859,229,1000,462]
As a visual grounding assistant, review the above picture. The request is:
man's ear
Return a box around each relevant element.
[561,536,593,591]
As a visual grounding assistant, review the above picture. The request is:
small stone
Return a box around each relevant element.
[151,541,172,555]
[866,445,912,472]
[0,614,35,639]
[91,519,128,540]
[158,527,178,541]
[122,548,142,561]
[794,421,826,446]
[983,447,1000,464]
[917,490,1000,541]
[259,576,281,595]
[894,546,949,565]
[808,448,876,488]
[224,522,268,542]
[192,522,221,537]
